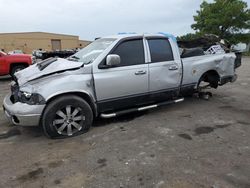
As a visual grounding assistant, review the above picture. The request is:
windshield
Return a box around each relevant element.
[68,38,116,64]
[0,51,6,56]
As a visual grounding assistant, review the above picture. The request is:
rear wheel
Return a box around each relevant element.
[42,95,93,139]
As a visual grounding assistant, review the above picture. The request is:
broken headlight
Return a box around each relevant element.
[22,91,32,98]
[19,91,46,105]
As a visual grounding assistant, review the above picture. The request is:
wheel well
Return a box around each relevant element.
[45,92,97,117]
[200,70,220,88]
[10,63,29,72]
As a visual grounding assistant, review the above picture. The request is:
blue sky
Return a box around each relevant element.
[0,0,249,40]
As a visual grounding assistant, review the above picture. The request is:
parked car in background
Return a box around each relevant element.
[32,49,78,60]
[7,50,24,55]
[0,51,33,77]
[32,49,46,59]
[3,33,240,138]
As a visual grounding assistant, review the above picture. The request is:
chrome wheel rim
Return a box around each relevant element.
[53,105,85,136]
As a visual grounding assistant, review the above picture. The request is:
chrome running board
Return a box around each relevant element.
[100,98,184,118]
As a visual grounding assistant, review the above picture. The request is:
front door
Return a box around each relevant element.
[147,38,182,102]
[93,38,149,112]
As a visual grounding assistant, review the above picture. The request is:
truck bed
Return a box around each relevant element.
[181,53,236,86]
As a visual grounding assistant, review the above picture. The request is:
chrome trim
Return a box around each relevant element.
[100,98,184,119]
[174,98,184,103]
[138,104,157,111]
[100,113,116,118]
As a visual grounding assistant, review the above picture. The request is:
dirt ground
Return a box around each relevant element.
[0,58,249,188]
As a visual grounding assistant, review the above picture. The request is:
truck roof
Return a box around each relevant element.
[102,33,176,41]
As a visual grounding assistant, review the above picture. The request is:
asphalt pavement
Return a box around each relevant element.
[0,58,249,188]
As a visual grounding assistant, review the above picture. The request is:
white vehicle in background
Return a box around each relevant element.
[32,49,45,58]
[8,50,24,55]
[231,42,249,53]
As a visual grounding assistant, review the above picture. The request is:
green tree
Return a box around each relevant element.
[191,0,250,42]
[177,33,201,41]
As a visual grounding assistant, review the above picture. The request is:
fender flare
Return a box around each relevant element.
[45,91,98,117]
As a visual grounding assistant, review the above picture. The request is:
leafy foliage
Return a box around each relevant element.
[177,33,202,41]
[191,0,250,43]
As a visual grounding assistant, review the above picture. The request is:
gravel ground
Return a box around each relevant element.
[0,58,249,188]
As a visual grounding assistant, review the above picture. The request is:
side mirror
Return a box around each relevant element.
[106,54,120,67]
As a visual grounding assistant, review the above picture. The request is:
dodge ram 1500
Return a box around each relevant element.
[3,34,239,138]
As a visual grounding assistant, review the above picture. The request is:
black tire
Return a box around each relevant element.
[10,65,26,77]
[42,95,93,139]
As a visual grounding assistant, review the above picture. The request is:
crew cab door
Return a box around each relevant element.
[146,37,182,101]
[93,38,149,112]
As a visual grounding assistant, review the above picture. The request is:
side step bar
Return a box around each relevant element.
[100,98,184,118]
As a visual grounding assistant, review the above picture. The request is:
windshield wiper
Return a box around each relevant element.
[85,59,93,65]
[71,56,80,59]
[68,55,80,62]
[37,58,57,71]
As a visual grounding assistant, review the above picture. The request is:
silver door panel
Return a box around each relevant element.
[94,64,148,101]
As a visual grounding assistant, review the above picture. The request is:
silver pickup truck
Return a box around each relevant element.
[3,34,239,138]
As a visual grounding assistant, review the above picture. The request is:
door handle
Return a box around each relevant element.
[168,64,178,70]
[135,70,147,75]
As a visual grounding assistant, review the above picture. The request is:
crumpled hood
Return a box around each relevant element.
[15,58,84,86]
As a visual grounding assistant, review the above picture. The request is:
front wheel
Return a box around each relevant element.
[42,95,93,138]
[10,65,26,77]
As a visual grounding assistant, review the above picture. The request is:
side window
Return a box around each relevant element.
[148,38,174,63]
[112,39,145,66]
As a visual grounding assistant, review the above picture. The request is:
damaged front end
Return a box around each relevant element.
[14,57,84,86]
[3,81,46,126]
[10,58,85,104]
[3,57,86,126]
[10,81,46,105]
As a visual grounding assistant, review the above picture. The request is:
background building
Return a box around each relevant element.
[0,32,91,54]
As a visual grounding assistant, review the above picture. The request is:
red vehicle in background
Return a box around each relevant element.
[0,51,33,77]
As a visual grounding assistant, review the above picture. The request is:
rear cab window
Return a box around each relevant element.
[147,38,174,63]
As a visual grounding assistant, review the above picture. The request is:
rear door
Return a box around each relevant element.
[147,38,182,101]
[94,38,149,112]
